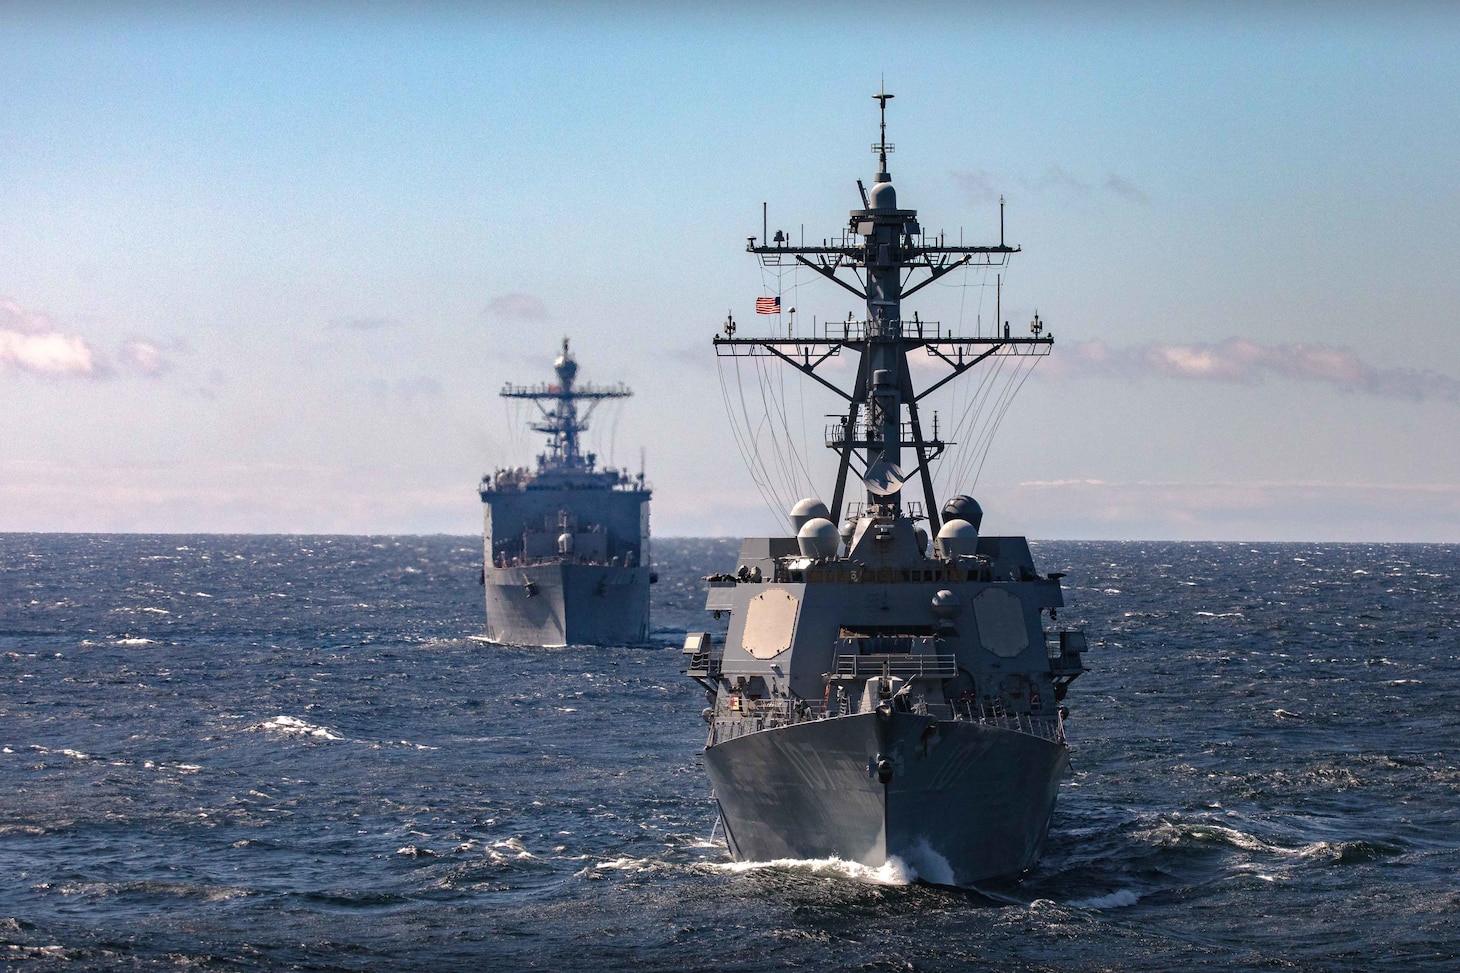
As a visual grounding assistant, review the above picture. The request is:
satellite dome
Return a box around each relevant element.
[913,524,929,556]
[796,517,839,559]
[869,180,897,211]
[930,588,961,618]
[554,353,578,385]
[789,497,830,532]
[935,518,978,558]
[942,495,984,531]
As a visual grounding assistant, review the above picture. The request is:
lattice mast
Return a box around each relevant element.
[716,87,1052,533]
[500,337,632,471]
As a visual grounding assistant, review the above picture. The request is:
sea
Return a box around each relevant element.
[1,534,1456,971]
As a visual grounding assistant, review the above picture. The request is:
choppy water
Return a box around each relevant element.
[1,534,1457,971]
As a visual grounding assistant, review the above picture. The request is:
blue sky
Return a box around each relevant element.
[3,3,1459,540]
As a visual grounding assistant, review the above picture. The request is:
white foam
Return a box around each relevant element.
[714,855,914,886]
[252,716,343,740]
[1069,888,1141,909]
[899,839,956,886]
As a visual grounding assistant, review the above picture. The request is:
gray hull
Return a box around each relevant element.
[484,562,650,647]
[702,710,1067,886]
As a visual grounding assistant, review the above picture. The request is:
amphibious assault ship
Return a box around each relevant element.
[684,93,1088,885]
[480,339,652,646]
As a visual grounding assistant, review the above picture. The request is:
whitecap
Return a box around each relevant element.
[251,716,343,741]
[1069,888,1141,909]
[713,855,914,886]
[899,838,956,886]
[115,638,157,646]
[490,837,535,859]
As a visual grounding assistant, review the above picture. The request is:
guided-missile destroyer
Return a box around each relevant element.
[480,339,652,646]
[684,93,1088,885]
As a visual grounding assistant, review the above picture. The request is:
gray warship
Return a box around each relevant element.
[684,93,1088,886]
[479,339,653,646]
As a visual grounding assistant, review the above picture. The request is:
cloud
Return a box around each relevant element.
[1051,337,1460,404]
[1,298,184,380]
[951,167,1147,206]
[119,339,170,376]
[485,292,549,322]
[328,315,396,332]
[1,299,100,378]
[369,375,443,405]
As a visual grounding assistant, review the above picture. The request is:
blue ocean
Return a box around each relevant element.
[1,534,1456,971]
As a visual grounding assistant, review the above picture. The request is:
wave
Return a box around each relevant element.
[1067,888,1142,909]
[711,855,915,886]
[248,715,343,741]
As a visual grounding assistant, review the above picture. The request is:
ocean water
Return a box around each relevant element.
[1,534,1457,971]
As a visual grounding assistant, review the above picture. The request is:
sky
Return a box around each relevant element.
[3,2,1459,541]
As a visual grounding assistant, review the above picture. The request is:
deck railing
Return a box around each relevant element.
[709,694,1065,746]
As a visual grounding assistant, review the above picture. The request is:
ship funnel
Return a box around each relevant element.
[797,517,839,559]
[789,497,830,532]
[935,518,978,559]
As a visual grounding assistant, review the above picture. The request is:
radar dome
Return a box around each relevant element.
[930,588,961,619]
[935,518,978,558]
[797,517,839,559]
[789,497,830,532]
[554,353,578,385]
[942,495,984,531]
[869,180,897,211]
[913,524,929,556]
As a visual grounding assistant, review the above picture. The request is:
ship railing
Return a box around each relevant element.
[944,698,1066,745]
[832,652,958,680]
[711,693,1064,746]
[711,697,820,742]
[840,501,926,521]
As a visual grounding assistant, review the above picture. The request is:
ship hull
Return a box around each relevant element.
[702,710,1067,886]
[484,562,651,647]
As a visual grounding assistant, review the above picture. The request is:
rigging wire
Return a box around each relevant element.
[971,355,1043,489]
[717,354,793,527]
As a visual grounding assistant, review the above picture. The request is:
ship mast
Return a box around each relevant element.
[501,337,632,472]
[716,89,1052,534]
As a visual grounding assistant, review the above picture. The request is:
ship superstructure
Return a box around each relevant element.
[480,339,652,646]
[684,93,1088,885]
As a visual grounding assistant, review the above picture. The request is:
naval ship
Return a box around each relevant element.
[684,93,1089,885]
[479,339,653,646]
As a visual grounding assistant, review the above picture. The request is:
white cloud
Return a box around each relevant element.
[1050,337,1460,404]
[327,315,396,332]
[120,339,168,376]
[369,375,443,405]
[0,328,99,378]
[1,298,100,377]
[1,298,183,381]
[486,292,549,322]
[951,168,1147,206]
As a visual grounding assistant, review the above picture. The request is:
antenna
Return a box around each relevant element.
[872,83,894,180]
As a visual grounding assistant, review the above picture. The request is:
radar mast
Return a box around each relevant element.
[500,337,632,472]
[717,90,1052,533]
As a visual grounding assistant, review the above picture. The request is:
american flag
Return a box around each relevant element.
[755,296,780,314]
